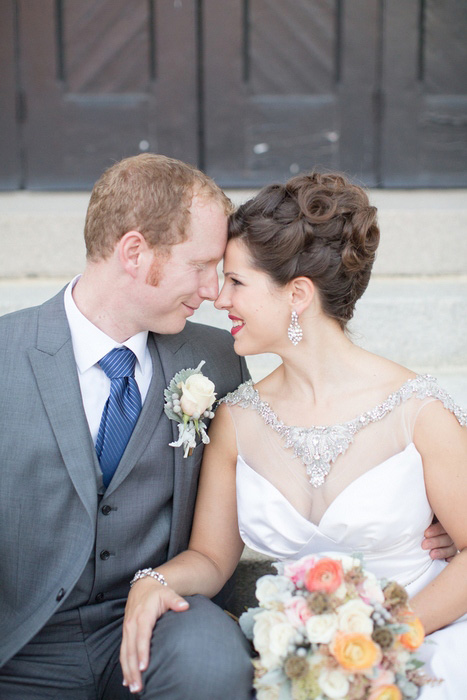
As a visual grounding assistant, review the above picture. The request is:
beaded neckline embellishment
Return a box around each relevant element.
[222,374,467,488]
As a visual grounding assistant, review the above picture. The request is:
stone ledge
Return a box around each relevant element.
[1,189,466,277]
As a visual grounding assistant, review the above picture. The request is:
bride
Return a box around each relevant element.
[121,172,467,698]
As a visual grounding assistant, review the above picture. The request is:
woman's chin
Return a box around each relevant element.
[233,338,267,357]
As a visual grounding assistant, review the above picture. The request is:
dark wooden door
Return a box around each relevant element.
[203,0,381,186]
[203,0,467,187]
[1,0,466,189]
[10,0,199,189]
[382,0,467,186]
[0,1,21,189]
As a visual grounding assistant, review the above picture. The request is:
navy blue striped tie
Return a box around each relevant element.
[95,348,142,488]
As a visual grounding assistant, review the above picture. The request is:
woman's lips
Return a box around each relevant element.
[228,314,245,336]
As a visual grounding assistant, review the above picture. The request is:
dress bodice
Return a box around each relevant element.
[226,375,467,699]
[236,443,435,588]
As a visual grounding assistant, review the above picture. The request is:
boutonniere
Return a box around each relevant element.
[164,361,216,458]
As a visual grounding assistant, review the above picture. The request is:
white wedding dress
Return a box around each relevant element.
[223,375,467,700]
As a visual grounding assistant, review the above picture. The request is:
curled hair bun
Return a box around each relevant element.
[228,170,381,329]
[340,204,379,273]
[286,172,379,275]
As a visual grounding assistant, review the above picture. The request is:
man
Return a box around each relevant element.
[0,154,454,698]
[0,154,252,699]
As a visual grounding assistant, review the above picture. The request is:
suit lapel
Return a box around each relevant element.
[153,331,202,557]
[28,291,98,523]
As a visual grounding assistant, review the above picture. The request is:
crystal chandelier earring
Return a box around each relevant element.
[287,310,303,345]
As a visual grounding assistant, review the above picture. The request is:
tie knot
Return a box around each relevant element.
[99,347,137,379]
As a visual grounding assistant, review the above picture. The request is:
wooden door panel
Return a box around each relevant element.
[0,0,21,189]
[382,0,467,186]
[204,0,379,186]
[18,0,198,189]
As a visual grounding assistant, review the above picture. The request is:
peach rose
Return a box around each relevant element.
[399,615,425,651]
[368,684,402,700]
[330,632,382,672]
[305,558,343,594]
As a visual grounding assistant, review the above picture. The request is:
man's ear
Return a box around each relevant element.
[118,231,147,277]
[287,276,316,315]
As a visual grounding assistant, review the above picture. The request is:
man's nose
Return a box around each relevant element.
[200,268,219,301]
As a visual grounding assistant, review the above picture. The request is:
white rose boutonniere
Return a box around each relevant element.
[164,361,216,457]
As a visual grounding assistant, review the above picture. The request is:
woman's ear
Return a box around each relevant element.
[288,276,316,315]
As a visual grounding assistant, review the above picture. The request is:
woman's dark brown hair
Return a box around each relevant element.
[228,171,380,329]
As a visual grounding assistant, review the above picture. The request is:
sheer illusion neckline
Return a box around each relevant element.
[237,441,421,530]
[223,374,466,487]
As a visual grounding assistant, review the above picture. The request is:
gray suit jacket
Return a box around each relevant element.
[0,289,248,667]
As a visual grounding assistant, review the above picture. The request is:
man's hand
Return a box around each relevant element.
[422,521,458,561]
[120,577,189,694]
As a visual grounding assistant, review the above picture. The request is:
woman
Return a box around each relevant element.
[122,173,467,697]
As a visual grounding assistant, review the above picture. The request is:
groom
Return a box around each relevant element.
[0,154,253,699]
[0,153,453,699]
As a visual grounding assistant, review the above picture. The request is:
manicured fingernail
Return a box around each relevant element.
[139,661,146,671]
[130,683,140,692]
[122,680,128,687]
[176,600,188,608]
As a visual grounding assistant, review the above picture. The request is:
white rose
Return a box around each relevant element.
[256,686,281,700]
[337,599,374,635]
[269,620,297,659]
[318,669,350,698]
[305,613,338,644]
[253,611,293,669]
[256,575,294,609]
[338,554,362,572]
[180,374,216,417]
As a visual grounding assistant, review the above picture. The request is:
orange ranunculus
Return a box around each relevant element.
[330,632,382,672]
[305,558,343,593]
[368,685,402,700]
[399,615,425,650]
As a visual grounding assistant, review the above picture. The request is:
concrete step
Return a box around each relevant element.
[0,189,466,277]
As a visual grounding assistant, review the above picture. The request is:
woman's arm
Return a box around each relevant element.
[411,401,467,634]
[120,404,243,691]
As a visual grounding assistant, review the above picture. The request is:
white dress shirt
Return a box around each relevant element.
[64,276,153,443]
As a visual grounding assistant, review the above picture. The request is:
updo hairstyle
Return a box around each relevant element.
[228,172,380,329]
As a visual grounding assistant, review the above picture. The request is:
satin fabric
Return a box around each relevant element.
[237,443,467,699]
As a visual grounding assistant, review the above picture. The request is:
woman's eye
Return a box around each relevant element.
[230,278,242,286]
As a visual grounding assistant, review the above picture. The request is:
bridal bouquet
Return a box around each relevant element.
[240,553,431,700]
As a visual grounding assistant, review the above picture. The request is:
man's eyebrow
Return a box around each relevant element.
[192,256,220,264]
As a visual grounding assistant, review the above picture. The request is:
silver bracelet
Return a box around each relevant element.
[130,568,167,588]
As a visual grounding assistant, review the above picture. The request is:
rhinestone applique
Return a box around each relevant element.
[222,375,467,488]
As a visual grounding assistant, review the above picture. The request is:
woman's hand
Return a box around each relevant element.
[120,577,189,694]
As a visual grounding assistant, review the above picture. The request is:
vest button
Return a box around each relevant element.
[56,588,66,601]
[95,592,105,603]
[101,505,112,515]
[100,550,110,560]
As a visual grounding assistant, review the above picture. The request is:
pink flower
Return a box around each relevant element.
[284,596,312,627]
[283,555,318,586]
[373,669,396,687]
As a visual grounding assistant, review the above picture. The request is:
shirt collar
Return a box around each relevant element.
[64,275,148,374]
